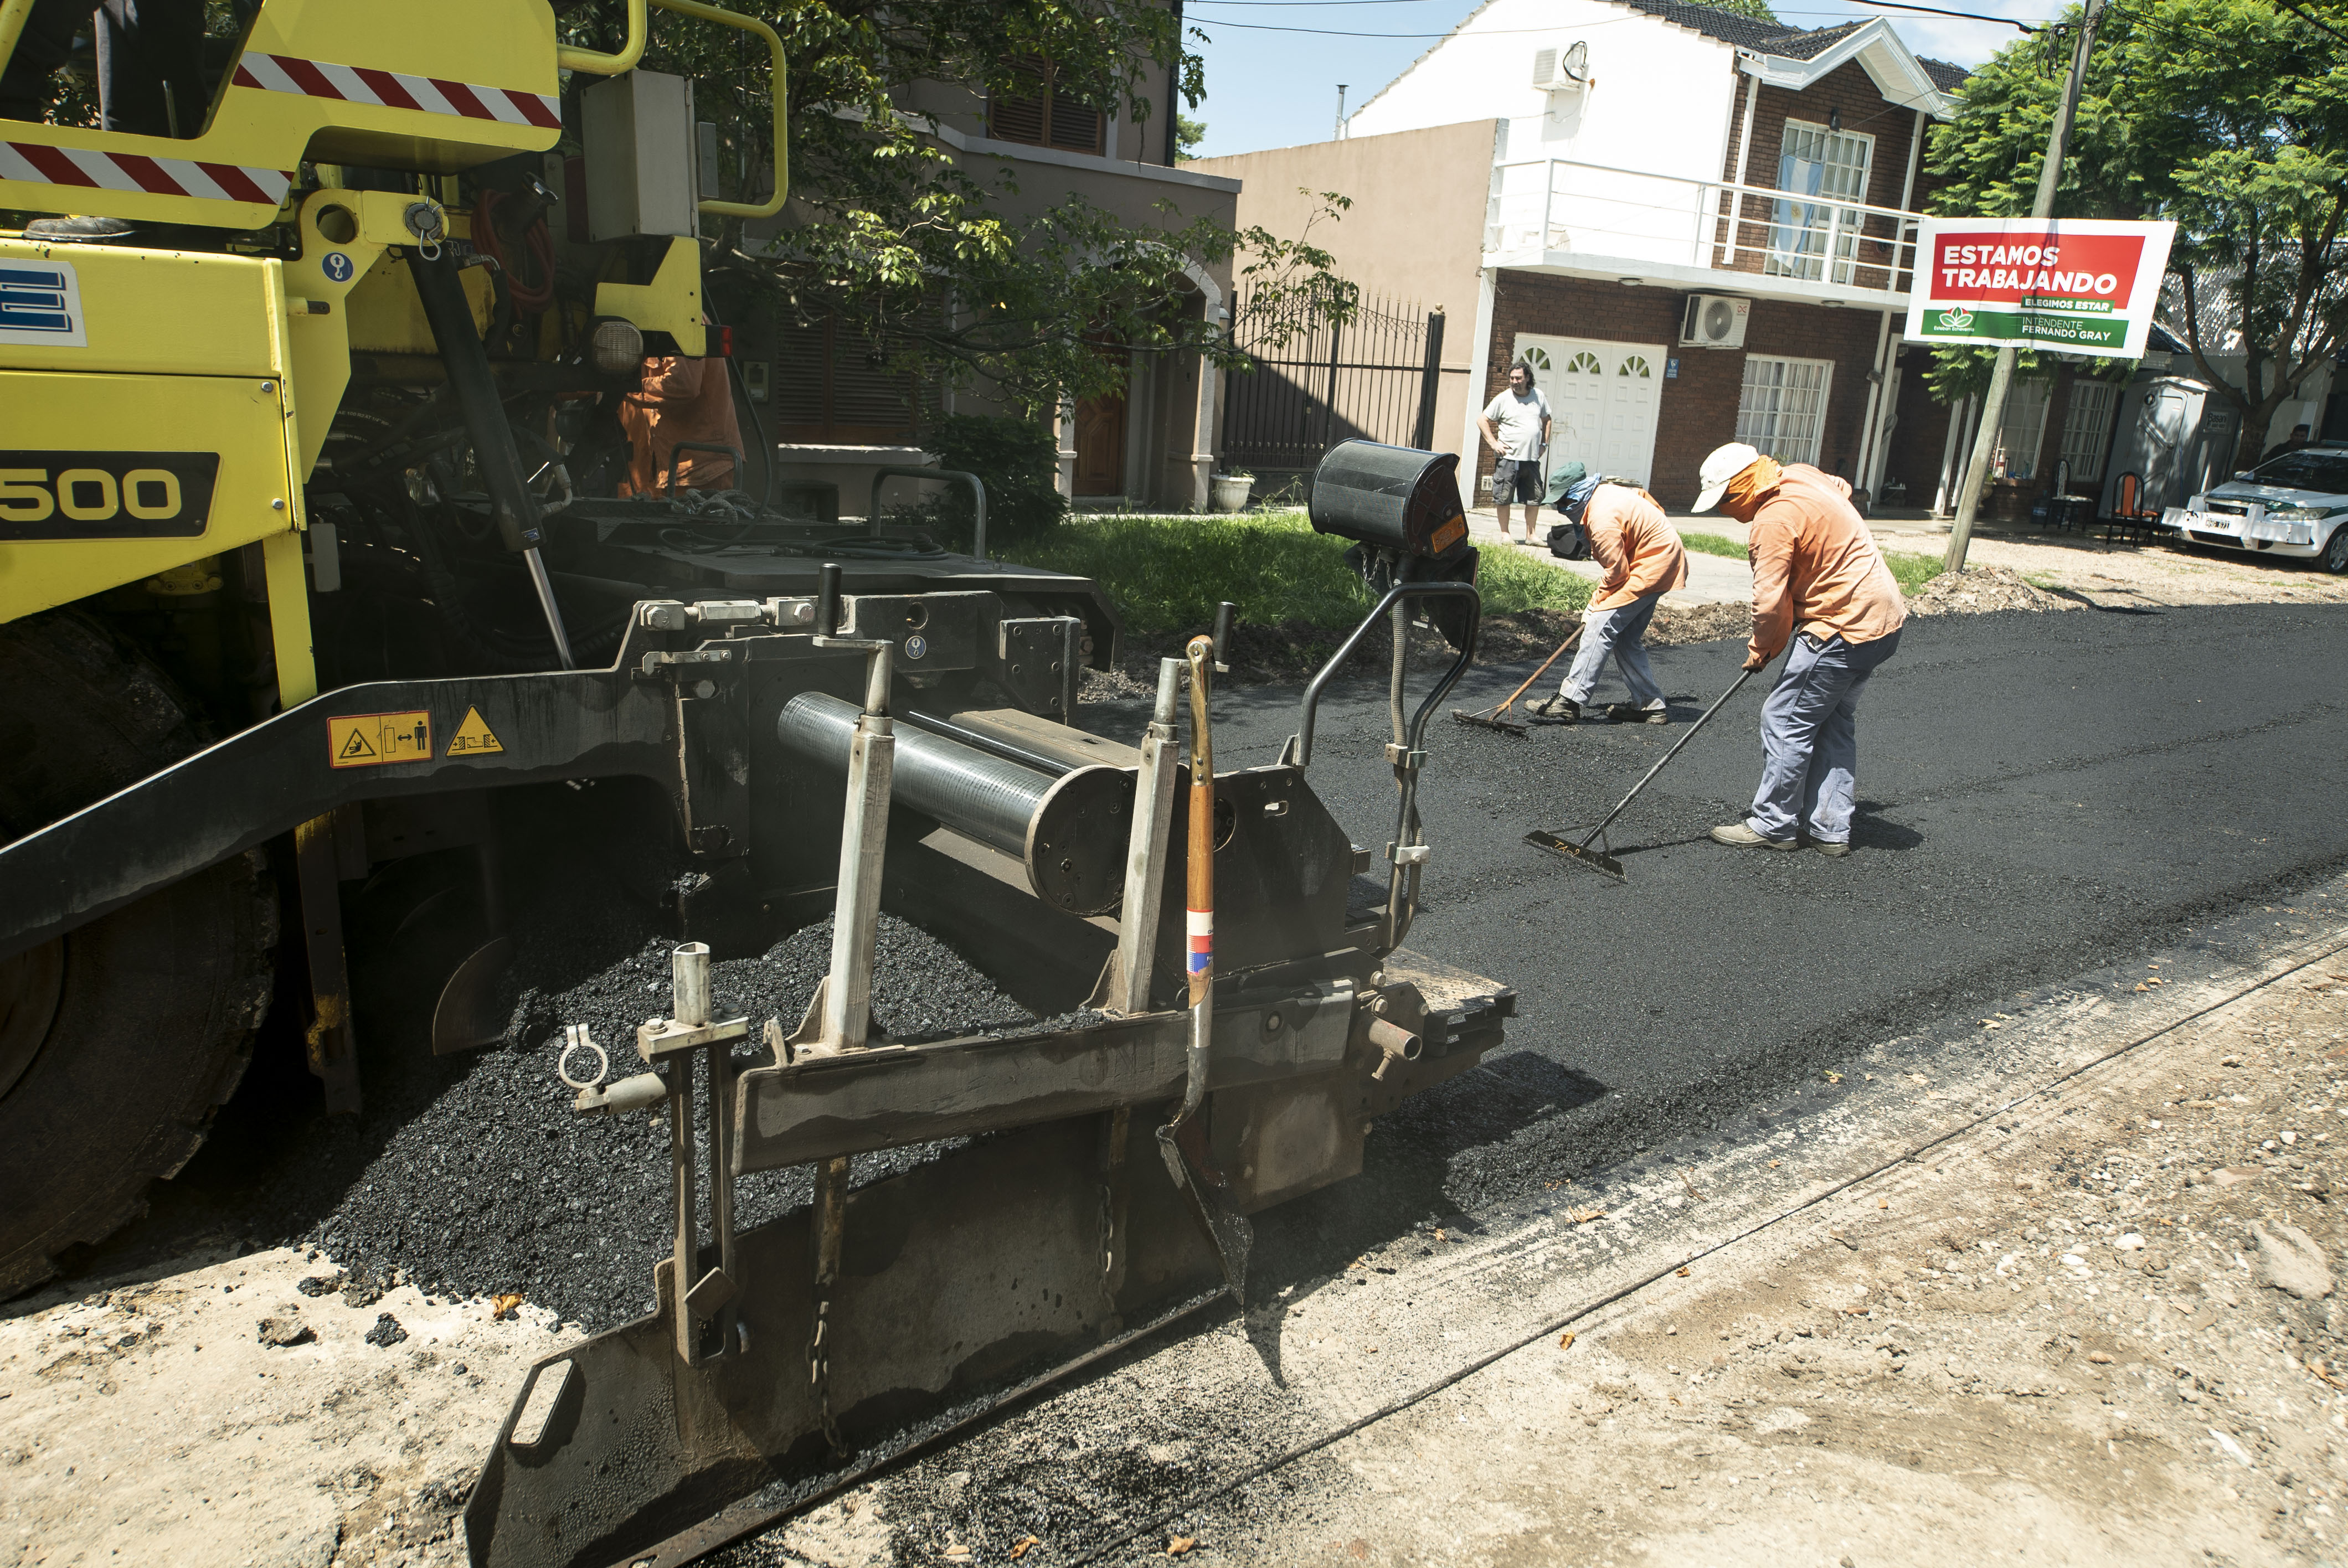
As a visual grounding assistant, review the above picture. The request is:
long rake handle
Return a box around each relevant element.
[1491,623,1585,715]
[1577,664,1759,853]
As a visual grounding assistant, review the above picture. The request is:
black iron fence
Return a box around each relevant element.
[1219,291,1445,481]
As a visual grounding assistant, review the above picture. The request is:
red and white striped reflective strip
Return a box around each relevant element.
[0,140,290,205]
[234,52,560,131]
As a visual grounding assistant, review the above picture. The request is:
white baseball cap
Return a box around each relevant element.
[1691,441,1762,513]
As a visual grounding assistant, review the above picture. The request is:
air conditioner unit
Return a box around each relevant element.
[1530,40,1590,94]
[1681,293,1750,349]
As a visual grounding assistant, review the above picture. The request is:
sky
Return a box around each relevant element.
[1183,0,2052,160]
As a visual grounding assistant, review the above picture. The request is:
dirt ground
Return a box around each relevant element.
[0,1254,574,1567]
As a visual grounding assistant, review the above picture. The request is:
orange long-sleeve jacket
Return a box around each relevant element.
[1584,484,1690,611]
[619,356,742,498]
[1744,464,1906,662]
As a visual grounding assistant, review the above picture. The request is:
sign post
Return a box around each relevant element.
[1936,0,2111,574]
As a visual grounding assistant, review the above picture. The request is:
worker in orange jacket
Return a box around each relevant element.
[618,352,742,498]
[1531,467,1690,724]
[1691,442,1906,857]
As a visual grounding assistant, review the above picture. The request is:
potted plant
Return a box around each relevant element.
[1211,469,1254,513]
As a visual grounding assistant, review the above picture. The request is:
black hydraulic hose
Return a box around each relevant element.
[406,247,576,667]
[407,251,543,554]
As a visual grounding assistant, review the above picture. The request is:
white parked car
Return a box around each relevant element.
[2162,442,2348,573]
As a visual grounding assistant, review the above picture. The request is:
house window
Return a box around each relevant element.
[1991,379,2052,481]
[1735,355,1834,466]
[771,316,919,443]
[1767,120,1874,284]
[2058,378,2118,483]
[987,58,1105,155]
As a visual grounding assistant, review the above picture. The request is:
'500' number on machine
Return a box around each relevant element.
[0,452,220,540]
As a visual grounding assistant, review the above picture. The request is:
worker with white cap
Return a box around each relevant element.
[1689,442,1905,857]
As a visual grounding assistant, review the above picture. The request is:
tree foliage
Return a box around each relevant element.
[554,1,1353,416]
[1690,0,1781,23]
[1920,1,2348,465]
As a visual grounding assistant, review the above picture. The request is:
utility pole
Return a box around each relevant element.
[1335,84,1348,140]
[1943,0,2106,573]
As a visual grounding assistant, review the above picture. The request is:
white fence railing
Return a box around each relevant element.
[1487,157,1924,296]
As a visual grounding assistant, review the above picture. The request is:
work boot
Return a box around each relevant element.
[1810,839,1853,858]
[22,215,136,242]
[1606,702,1667,724]
[1709,822,1798,850]
[1530,695,1581,722]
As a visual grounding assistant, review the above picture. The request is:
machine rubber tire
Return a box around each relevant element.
[0,613,277,1298]
[2324,522,2348,576]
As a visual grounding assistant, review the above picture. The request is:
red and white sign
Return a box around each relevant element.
[1903,217,2177,359]
[233,53,561,131]
[0,140,289,205]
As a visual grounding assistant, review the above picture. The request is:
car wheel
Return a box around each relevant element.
[2324,521,2348,575]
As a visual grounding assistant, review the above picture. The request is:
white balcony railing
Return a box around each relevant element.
[1486,157,1924,297]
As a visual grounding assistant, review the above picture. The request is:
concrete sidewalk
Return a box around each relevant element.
[1471,500,2348,612]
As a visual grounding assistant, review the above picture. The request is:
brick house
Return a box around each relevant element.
[1192,0,1981,512]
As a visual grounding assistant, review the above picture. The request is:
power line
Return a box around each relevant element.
[1853,0,2041,28]
[1188,1,2047,41]
[2273,0,2348,47]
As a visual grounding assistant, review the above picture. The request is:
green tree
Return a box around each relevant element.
[1692,0,1780,22]
[558,2,1351,416]
[1922,0,2348,468]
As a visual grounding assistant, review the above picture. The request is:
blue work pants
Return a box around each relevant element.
[1746,626,1902,844]
[1560,591,1666,709]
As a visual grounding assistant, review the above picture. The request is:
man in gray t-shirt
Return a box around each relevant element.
[1477,361,1552,544]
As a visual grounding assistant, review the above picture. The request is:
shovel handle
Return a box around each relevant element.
[1493,622,1587,715]
[1185,636,1216,1009]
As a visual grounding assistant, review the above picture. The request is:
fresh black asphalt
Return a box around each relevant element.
[1120,601,2348,1254]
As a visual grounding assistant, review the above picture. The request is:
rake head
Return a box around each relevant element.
[1452,706,1528,737]
[1523,828,1625,881]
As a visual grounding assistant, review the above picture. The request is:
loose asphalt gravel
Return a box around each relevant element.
[235,885,1081,1332]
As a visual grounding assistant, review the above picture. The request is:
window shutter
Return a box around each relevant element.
[1047,82,1104,153]
[990,58,1051,146]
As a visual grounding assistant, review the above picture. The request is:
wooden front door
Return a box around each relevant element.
[1073,389,1127,497]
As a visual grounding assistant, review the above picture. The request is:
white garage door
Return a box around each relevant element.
[1512,334,1666,487]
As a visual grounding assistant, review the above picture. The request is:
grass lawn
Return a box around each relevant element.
[1881,549,1945,595]
[1001,509,1590,636]
[1678,530,1747,561]
[1680,528,1944,596]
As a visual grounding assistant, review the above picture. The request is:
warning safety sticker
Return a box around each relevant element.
[328,710,431,768]
[446,706,504,757]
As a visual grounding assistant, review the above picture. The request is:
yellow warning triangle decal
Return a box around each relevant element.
[446,706,504,757]
[339,728,377,760]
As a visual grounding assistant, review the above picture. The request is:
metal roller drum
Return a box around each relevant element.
[779,692,1132,915]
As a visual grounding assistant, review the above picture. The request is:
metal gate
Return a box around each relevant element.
[1219,291,1446,478]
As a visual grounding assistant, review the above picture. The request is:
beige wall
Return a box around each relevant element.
[1187,120,1500,468]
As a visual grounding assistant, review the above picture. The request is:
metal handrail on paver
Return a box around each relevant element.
[869,467,989,561]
